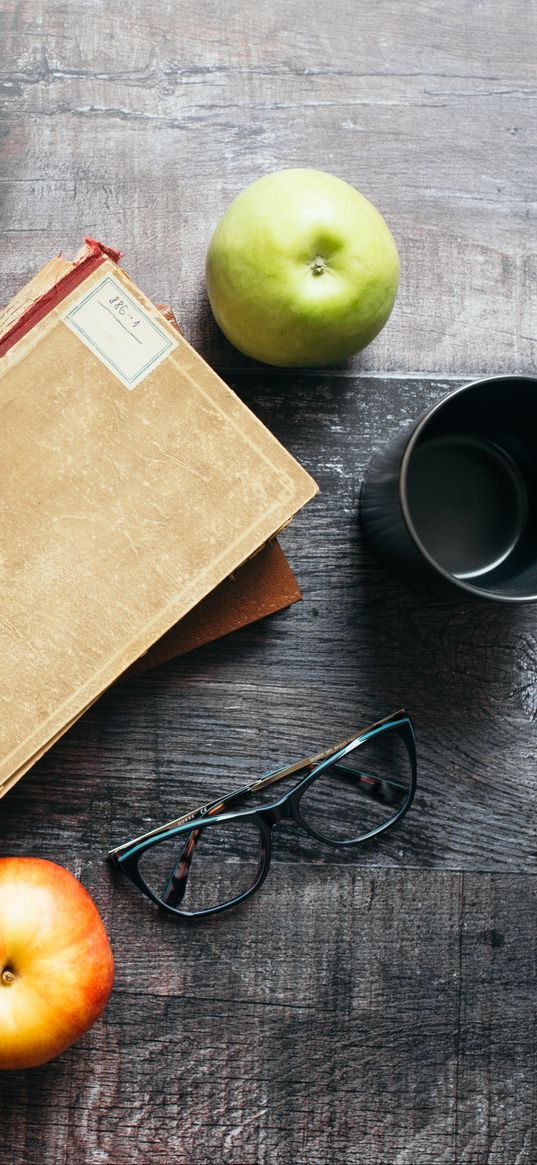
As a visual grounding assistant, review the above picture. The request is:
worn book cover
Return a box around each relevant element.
[0,267,303,676]
[0,239,317,796]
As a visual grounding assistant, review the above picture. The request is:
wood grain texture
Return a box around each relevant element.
[0,869,534,1164]
[1,0,536,376]
[3,375,537,873]
[1,374,536,1164]
[1,2,537,1162]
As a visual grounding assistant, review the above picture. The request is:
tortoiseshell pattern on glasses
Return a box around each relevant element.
[109,709,417,920]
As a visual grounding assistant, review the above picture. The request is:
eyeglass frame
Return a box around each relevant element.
[108,708,416,920]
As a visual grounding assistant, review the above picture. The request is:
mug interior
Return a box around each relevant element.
[400,377,537,601]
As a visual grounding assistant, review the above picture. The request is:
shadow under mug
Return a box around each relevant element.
[360,375,537,603]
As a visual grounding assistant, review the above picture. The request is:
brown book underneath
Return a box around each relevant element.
[130,539,300,674]
[0,242,316,795]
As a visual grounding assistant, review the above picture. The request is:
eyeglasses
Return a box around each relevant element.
[108,709,416,920]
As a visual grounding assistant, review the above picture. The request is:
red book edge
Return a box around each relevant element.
[0,238,120,358]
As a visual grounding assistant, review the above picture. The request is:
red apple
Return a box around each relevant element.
[0,857,114,1069]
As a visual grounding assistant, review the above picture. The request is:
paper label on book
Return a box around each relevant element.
[62,274,178,389]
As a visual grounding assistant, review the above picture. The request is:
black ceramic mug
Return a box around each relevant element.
[360,375,537,603]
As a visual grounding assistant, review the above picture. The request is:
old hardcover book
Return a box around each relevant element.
[0,269,303,675]
[131,539,301,674]
[0,239,317,797]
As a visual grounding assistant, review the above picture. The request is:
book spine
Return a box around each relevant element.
[0,238,121,358]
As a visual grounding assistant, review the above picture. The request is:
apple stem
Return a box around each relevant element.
[2,968,15,986]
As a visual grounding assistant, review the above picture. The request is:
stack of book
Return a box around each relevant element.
[0,239,317,798]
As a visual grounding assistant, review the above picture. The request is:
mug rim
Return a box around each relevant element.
[398,373,537,603]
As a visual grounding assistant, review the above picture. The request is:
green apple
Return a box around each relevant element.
[205,168,400,367]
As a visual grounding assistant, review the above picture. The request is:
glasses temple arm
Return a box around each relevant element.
[180,759,316,823]
[110,718,406,857]
[332,760,409,792]
[110,755,321,857]
[160,827,201,908]
[196,730,368,817]
[152,754,322,906]
[145,758,319,907]
[150,762,410,908]
[178,757,318,822]
[151,755,334,907]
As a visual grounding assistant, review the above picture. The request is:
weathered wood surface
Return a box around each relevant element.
[0,869,535,1165]
[1,0,536,377]
[1,373,536,1164]
[1,3,536,1164]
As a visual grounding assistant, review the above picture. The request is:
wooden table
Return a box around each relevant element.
[1,3,536,1162]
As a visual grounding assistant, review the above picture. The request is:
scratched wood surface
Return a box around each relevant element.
[1,3,536,1164]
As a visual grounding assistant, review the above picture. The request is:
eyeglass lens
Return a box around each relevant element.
[138,818,264,913]
[298,728,412,843]
[136,726,411,913]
